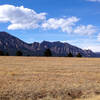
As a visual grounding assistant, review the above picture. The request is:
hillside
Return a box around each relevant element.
[0,32,96,57]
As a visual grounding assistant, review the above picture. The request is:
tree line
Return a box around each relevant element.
[0,49,82,57]
[0,50,23,56]
[44,49,82,57]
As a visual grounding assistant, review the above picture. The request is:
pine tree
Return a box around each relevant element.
[67,52,73,57]
[44,49,52,57]
[76,53,82,57]
[5,52,9,56]
[0,51,4,56]
[16,51,23,56]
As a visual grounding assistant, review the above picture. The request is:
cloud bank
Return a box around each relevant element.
[87,0,100,2]
[0,4,98,36]
[0,5,46,30]
[42,17,79,33]
[74,25,97,35]
[97,33,100,41]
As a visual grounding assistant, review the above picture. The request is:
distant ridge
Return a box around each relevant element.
[0,31,96,57]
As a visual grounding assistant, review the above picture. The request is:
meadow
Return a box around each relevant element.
[0,57,100,100]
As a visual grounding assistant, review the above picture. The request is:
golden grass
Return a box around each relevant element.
[76,95,100,100]
[0,57,100,100]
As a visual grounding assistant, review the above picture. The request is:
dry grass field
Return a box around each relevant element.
[0,57,100,100]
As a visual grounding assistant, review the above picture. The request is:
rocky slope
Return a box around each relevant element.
[30,41,96,57]
[0,31,96,57]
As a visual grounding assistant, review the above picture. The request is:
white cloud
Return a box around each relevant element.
[83,45,100,52]
[87,0,100,2]
[73,25,97,35]
[0,4,98,36]
[0,5,46,30]
[41,17,79,33]
[97,33,100,41]
[42,17,97,35]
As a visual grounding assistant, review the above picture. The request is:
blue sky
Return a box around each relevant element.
[0,0,100,52]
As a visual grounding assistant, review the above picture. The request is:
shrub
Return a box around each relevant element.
[0,51,4,56]
[5,52,9,56]
[44,49,52,57]
[76,53,82,57]
[67,52,73,57]
[16,51,23,56]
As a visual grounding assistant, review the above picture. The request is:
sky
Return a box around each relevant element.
[0,0,100,52]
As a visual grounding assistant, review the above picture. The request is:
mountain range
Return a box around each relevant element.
[0,31,98,57]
